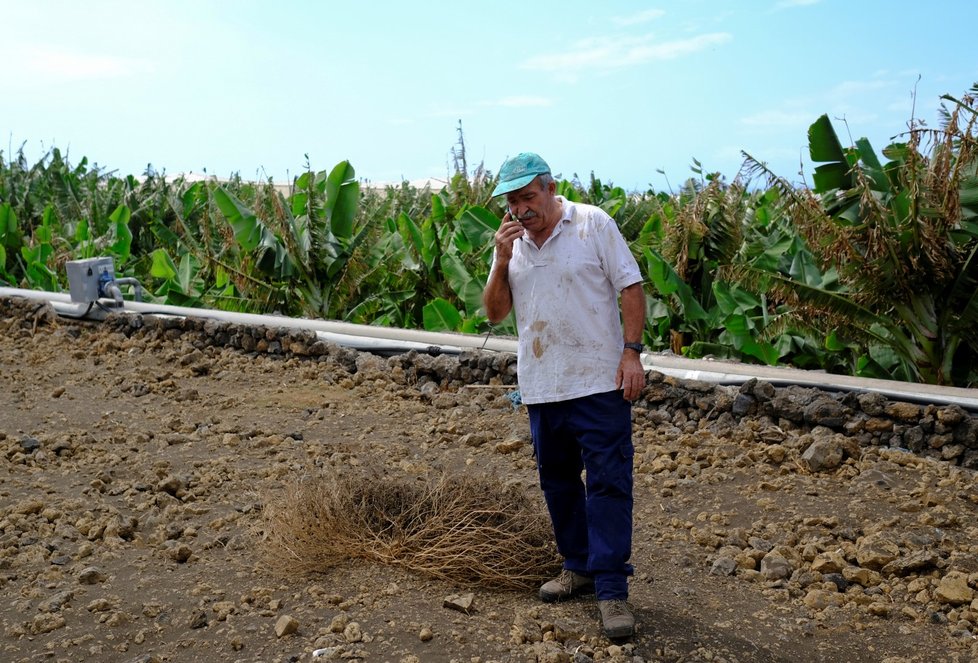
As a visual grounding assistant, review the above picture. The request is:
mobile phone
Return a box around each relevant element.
[508,208,524,225]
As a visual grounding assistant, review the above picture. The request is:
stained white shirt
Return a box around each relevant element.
[489,197,643,404]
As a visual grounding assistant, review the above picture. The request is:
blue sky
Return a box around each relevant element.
[3,0,977,192]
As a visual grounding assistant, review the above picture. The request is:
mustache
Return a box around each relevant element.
[514,211,537,221]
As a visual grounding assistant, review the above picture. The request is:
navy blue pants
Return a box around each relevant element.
[527,390,634,600]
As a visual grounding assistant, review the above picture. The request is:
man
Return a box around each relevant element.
[482,152,646,639]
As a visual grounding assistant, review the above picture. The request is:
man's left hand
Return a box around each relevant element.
[616,353,645,401]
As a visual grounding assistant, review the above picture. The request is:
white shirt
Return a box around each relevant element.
[490,197,643,404]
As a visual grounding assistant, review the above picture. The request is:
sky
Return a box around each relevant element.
[3,0,978,192]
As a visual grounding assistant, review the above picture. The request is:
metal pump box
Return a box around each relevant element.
[66,257,115,303]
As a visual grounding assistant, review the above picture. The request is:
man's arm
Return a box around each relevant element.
[483,257,513,323]
[617,282,646,401]
[483,214,524,323]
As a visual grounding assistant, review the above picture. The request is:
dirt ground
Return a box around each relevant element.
[2,309,978,663]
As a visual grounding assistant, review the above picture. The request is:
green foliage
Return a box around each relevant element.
[742,88,978,386]
[3,86,976,386]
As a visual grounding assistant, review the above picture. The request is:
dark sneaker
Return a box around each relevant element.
[598,599,635,639]
[538,569,595,602]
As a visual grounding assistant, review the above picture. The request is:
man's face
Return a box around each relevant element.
[505,177,556,231]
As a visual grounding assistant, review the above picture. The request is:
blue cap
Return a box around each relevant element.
[491,152,551,197]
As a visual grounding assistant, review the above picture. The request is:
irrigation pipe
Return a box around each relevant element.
[2,286,977,411]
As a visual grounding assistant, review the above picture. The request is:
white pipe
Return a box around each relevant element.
[3,286,977,410]
[0,286,512,353]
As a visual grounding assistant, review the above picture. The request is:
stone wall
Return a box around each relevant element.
[3,295,976,469]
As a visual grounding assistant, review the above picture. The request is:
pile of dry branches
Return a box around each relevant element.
[259,470,558,589]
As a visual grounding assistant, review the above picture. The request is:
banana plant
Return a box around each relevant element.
[744,100,978,386]
[642,247,781,364]
[389,196,501,333]
[0,202,22,285]
[73,204,133,264]
[18,204,60,291]
[208,160,369,318]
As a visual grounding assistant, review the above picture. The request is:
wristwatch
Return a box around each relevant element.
[623,342,644,354]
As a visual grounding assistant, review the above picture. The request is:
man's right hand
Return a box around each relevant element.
[493,211,525,263]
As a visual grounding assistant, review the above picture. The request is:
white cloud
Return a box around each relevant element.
[428,105,472,119]
[612,9,666,27]
[490,96,553,108]
[522,32,732,73]
[22,46,154,80]
[774,0,821,9]
[740,109,813,128]
[829,79,892,96]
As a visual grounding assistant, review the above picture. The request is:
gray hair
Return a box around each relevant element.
[537,173,554,189]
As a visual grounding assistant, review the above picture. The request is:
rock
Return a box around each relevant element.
[526,641,573,662]
[495,438,524,454]
[30,613,66,634]
[811,551,847,574]
[750,380,777,401]
[803,398,847,428]
[343,621,363,642]
[710,557,738,576]
[87,598,113,613]
[732,393,756,417]
[936,572,975,606]
[38,590,74,613]
[78,566,107,585]
[419,626,433,641]
[165,543,193,563]
[947,552,978,575]
[511,612,543,644]
[20,437,41,453]
[822,573,848,592]
[881,551,941,577]
[275,614,299,637]
[942,444,965,460]
[329,613,349,633]
[843,566,881,587]
[212,601,236,621]
[803,589,846,610]
[443,592,476,614]
[311,647,343,660]
[764,444,787,463]
[885,402,922,422]
[188,610,208,629]
[801,437,844,472]
[937,405,967,427]
[856,535,901,571]
[760,553,793,580]
[156,474,187,497]
[748,537,774,553]
[460,432,491,447]
[857,391,888,416]
[867,602,890,617]
[954,418,978,448]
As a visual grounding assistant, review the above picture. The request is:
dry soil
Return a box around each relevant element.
[2,310,978,663]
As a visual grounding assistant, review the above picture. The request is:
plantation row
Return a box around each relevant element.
[1,87,977,387]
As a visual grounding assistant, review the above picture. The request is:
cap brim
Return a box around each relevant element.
[491,173,540,197]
